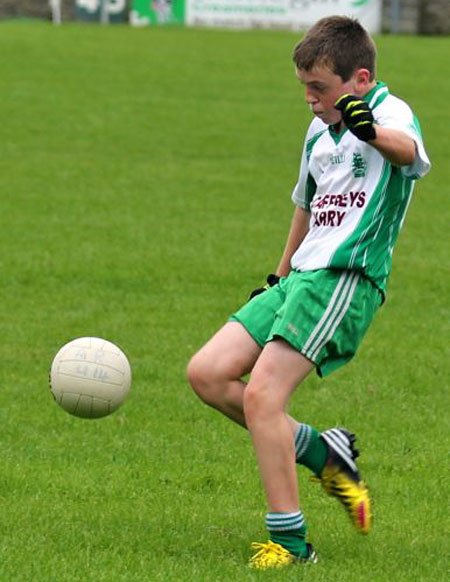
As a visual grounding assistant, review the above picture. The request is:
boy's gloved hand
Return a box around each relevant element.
[249,274,280,301]
[335,94,376,142]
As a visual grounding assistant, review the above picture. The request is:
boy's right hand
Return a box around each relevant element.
[249,274,280,300]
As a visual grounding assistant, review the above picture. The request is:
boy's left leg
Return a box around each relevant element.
[244,337,317,567]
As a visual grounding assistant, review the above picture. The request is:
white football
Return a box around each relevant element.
[50,337,131,419]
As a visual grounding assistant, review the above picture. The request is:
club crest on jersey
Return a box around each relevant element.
[352,152,367,178]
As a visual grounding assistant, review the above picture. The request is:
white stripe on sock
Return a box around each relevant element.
[266,511,305,531]
[295,424,311,459]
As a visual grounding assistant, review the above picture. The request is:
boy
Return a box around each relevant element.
[187,16,431,569]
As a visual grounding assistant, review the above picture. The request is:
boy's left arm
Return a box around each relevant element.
[367,125,416,167]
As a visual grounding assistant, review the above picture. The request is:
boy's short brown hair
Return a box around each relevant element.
[293,16,377,82]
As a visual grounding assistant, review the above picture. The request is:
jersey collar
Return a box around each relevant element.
[361,80,389,107]
[328,122,346,144]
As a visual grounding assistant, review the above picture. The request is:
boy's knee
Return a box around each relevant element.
[186,353,209,394]
[243,382,277,426]
[187,352,221,406]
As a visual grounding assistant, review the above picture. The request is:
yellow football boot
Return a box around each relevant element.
[315,428,372,534]
[249,541,317,570]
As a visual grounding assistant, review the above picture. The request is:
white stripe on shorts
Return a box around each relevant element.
[302,271,349,355]
[310,272,360,361]
[303,272,359,360]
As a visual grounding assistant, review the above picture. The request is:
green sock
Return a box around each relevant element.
[294,423,328,476]
[266,512,308,558]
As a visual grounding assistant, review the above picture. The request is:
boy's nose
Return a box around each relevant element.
[305,88,319,104]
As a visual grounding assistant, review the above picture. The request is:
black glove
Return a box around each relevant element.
[335,94,376,142]
[249,274,280,301]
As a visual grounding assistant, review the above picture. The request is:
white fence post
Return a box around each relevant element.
[49,0,62,25]
[100,0,110,24]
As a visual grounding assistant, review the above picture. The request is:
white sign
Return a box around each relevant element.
[186,0,382,33]
[76,0,126,14]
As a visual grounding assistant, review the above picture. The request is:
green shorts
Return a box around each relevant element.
[230,269,382,377]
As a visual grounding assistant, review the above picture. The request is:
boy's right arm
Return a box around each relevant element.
[248,206,310,301]
[249,122,316,299]
[276,206,310,277]
[276,121,317,277]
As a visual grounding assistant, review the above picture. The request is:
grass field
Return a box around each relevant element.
[0,20,448,581]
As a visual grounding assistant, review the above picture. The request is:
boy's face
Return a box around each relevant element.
[295,65,373,126]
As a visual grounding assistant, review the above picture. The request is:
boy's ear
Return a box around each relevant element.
[352,68,372,91]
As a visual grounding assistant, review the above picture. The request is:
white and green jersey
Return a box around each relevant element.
[291,81,431,295]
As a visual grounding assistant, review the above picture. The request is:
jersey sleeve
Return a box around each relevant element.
[374,96,431,180]
[291,120,322,210]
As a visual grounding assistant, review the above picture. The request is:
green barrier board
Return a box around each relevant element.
[130,0,185,25]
